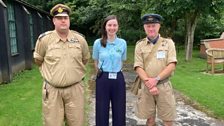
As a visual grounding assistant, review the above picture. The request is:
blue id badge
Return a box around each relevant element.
[108,72,117,79]
[157,51,165,59]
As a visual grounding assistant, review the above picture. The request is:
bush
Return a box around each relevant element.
[119,29,145,45]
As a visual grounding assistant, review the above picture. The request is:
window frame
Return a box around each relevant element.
[7,2,19,56]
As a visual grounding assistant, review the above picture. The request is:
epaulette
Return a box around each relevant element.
[38,31,52,40]
[71,30,85,38]
[136,38,146,45]
[163,38,172,43]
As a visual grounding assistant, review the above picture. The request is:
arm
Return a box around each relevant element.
[33,38,46,67]
[94,60,99,74]
[34,59,43,67]
[81,38,90,65]
[157,62,176,80]
[135,66,149,82]
[92,39,100,73]
[136,66,160,95]
[134,41,160,95]
[158,39,177,80]
[134,42,151,82]
[145,62,176,89]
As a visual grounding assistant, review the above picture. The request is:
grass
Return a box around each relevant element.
[0,65,92,126]
[172,50,224,119]
[0,46,224,126]
[0,68,42,126]
[126,46,135,64]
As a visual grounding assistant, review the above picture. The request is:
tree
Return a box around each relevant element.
[23,0,224,50]
[74,0,145,43]
[146,0,224,61]
[107,0,144,43]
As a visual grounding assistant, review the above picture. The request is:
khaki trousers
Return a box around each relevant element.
[42,81,84,126]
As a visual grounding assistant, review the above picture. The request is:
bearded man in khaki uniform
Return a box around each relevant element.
[33,4,90,126]
[134,14,177,126]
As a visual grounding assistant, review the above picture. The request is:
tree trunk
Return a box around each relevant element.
[185,12,198,61]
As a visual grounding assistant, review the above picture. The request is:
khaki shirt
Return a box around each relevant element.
[33,30,90,87]
[134,37,177,77]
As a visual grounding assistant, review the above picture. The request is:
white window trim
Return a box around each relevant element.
[37,12,42,18]
[22,6,30,15]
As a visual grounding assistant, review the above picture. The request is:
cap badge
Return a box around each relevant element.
[58,7,63,13]
[147,17,154,21]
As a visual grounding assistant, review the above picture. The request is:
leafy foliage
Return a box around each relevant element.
[23,0,224,47]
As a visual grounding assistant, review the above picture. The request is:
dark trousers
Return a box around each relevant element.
[96,72,126,126]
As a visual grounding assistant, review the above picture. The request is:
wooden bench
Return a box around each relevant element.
[202,38,224,74]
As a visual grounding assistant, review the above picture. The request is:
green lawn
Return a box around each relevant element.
[0,65,91,126]
[172,49,224,119]
[0,68,42,126]
[0,46,224,126]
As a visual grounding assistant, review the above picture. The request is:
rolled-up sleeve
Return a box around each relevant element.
[134,44,144,69]
[167,39,177,64]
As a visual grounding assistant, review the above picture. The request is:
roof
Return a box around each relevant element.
[2,0,49,15]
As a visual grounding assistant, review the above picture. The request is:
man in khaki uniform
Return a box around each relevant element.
[33,4,90,126]
[134,14,177,126]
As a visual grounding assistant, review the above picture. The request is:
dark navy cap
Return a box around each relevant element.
[141,14,163,24]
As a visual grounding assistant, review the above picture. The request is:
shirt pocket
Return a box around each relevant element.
[45,45,61,65]
[68,43,82,59]
[141,49,152,61]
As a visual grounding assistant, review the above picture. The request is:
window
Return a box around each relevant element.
[7,3,18,55]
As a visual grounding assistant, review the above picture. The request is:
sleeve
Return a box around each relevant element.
[167,39,177,64]
[33,39,46,62]
[122,40,127,61]
[81,37,90,61]
[92,39,99,60]
[133,43,144,69]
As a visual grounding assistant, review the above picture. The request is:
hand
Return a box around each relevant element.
[149,86,159,95]
[144,77,159,89]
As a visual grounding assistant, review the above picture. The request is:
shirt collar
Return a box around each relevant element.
[52,30,60,43]
[107,36,118,45]
[147,35,160,44]
[53,30,77,43]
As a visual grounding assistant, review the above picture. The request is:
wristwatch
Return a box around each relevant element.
[155,76,161,81]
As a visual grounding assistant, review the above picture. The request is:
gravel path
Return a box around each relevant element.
[87,65,224,126]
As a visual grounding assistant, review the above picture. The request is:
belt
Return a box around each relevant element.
[157,78,169,85]
[44,80,81,88]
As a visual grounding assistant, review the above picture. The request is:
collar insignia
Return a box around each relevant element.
[69,38,79,43]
